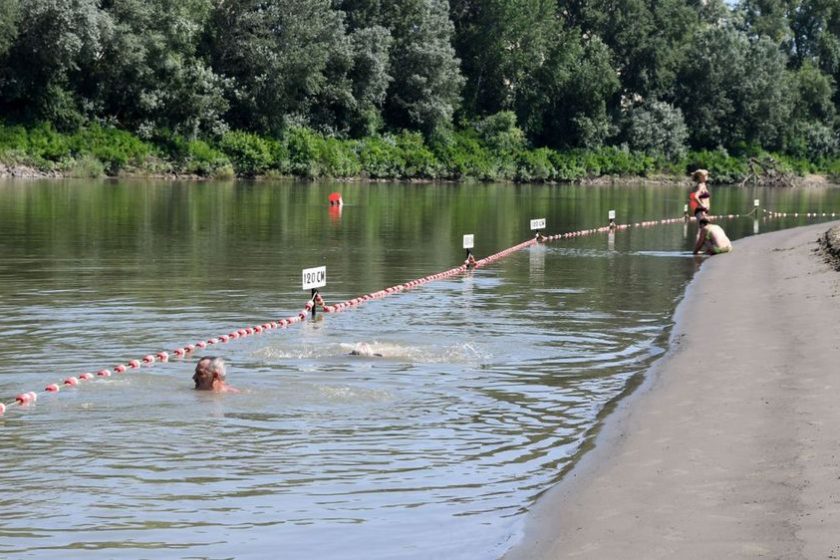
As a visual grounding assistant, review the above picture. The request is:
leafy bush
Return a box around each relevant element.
[824,158,840,181]
[27,123,72,161]
[0,122,153,174]
[430,129,497,180]
[474,111,526,154]
[685,149,749,183]
[69,125,153,174]
[316,136,362,177]
[218,131,274,176]
[180,139,231,176]
[516,148,555,182]
[278,128,361,178]
[592,146,656,176]
[282,127,321,176]
[548,151,587,181]
[359,135,406,178]
[0,124,29,153]
[623,101,689,161]
[64,155,105,178]
[5,120,837,184]
[785,121,839,161]
[395,131,440,178]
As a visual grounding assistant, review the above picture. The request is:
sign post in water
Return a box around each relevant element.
[530,218,546,231]
[302,266,327,290]
[302,266,327,317]
[608,210,616,229]
[530,218,546,242]
[463,234,476,267]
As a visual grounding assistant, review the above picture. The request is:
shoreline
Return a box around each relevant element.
[2,163,837,188]
[504,221,840,559]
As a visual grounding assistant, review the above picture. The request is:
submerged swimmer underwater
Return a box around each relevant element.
[1,180,839,559]
[348,342,384,357]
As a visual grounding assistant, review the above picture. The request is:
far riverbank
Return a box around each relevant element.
[2,162,837,190]
[3,123,839,186]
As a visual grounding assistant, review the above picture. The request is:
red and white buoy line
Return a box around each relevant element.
[0,211,747,418]
[762,208,839,219]
[0,298,323,417]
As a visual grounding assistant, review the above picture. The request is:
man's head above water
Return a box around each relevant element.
[193,356,227,391]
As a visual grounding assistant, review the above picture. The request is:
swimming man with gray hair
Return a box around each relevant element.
[193,356,237,392]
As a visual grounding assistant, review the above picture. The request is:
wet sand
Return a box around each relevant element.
[505,221,840,560]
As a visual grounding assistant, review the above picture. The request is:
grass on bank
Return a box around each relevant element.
[1,121,839,183]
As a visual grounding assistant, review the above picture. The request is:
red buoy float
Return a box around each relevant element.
[328,192,343,207]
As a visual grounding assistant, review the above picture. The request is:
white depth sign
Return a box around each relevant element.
[302,266,327,290]
[463,234,474,249]
[608,210,616,220]
[530,218,546,231]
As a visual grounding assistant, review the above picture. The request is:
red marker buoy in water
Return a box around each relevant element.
[328,192,343,207]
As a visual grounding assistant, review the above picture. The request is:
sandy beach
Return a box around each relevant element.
[505,221,840,560]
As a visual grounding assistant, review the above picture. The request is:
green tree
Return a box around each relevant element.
[740,0,791,43]
[623,101,689,160]
[89,0,228,138]
[571,0,700,101]
[788,0,840,108]
[0,0,20,58]
[790,60,837,122]
[452,0,559,116]
[378,0,464,134]
[785,60,838,158]
[207,0,354,135]
[452,1,618,149]
[787,0,840,64]
[0,0,108,127]
[517,28,619,149]
[345,26,393,136]
[675,26,793,152]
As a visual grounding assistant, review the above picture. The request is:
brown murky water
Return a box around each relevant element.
[1,179,838,559]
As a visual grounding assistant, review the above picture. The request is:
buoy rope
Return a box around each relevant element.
[1,296,320,416]
[761,208,839,219]
[3,207,832,416]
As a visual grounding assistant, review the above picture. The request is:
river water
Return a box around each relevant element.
[1,179,838,559]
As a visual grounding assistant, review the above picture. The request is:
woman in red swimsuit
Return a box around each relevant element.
[689,168,710,218]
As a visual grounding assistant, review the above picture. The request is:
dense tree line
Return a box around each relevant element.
[1,0,839,179]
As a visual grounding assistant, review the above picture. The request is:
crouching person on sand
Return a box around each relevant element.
[693,218,733,256]
[193,356,238,393]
